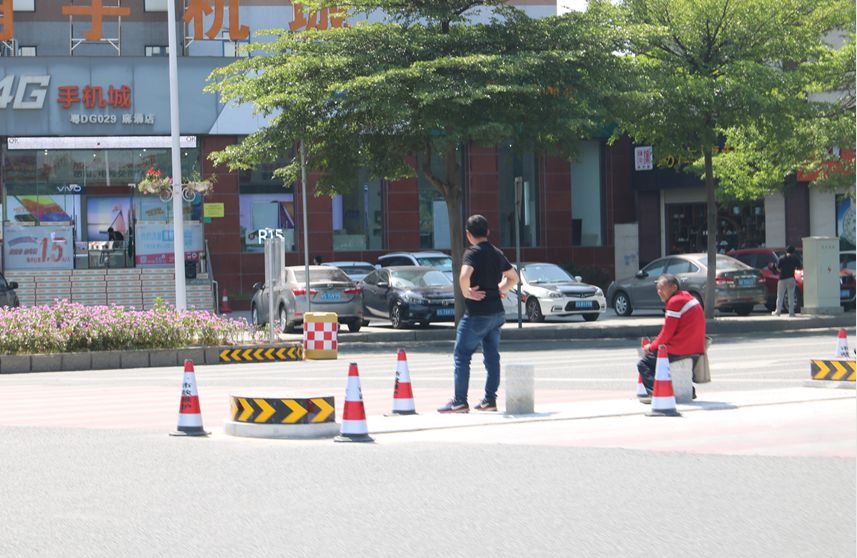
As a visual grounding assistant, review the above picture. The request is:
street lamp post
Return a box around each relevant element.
[166,0,187,310]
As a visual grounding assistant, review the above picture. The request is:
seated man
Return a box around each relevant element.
[637,273,706,403]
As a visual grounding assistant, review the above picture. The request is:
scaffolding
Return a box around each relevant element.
[67,0,126,56]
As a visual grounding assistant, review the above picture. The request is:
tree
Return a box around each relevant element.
[206,1,627,320]
[618,0,854,318]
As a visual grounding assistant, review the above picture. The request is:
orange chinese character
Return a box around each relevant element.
[83,85,106,109]
[183,0,249,41]
[62,0,131,42]
[0,0,13,41]
[108,85,131,108]
[57,86,81,109]
[290,4,345,32]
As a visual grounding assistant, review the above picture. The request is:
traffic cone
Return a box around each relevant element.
[391,349,417,415]
[334,362,374,443]
[835,328,849,357]
[636,337,650,398]
[220,288,232,314]
[646,345,681,417]
[170,359,209,436]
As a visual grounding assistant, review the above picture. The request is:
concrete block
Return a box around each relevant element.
[121,350,149,369]
[505,363,535,415]
[91,351,122,370]
[61,352,92,372]
[205,346,225,365]
[0,354,31,374]
[670,358,694,404]
[178,348,206,367]
[149,350,178,368]
[31,353,63,373]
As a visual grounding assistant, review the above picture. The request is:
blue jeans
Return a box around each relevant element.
[453,312,506,403]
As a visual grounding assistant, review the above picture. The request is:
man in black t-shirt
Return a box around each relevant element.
[773,245,802,317]
[438,215,518,414]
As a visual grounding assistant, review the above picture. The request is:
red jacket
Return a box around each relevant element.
[651,290,706,356]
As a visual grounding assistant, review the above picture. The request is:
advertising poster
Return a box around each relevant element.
[135,223,204,266]
[5,195,82,240]
[87,197,131,240]
[836,195,855,248]
[3,225,74,270]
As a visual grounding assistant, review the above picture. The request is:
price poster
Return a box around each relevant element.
[3,225,74,270]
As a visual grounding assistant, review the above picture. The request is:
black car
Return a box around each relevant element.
[0,273,19,308]
[360,266,455,329]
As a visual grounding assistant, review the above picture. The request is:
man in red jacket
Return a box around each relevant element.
[637,274,706,402]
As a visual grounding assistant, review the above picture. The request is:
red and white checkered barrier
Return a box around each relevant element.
[303,314,339,359]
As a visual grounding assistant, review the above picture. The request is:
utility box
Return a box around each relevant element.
[802,236,843,315]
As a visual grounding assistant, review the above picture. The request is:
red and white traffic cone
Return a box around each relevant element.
[334,362,374,443]
[220,288,232,314]
[636,337,650,398]
[170,359,209,436]
[835,328,850,357]
[391,349,417,415]
[646,345,681,417]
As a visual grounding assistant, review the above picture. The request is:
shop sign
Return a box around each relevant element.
[634,146,653,171]
[135,222,204,266]
[255,228,290,244]
[55,184,86,194]
[3,225,74,270]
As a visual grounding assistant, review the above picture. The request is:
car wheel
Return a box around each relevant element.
[251,305,260,326]
[390,302,408,329]
[612,291,633,316]
[734,304,754,316]
[526,298,545,322]
[582,313,600,322]
[278,305,289,333]
[347,320,362,333]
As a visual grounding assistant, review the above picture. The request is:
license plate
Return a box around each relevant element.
[436,308,454,316]
[737,277,755,287]
[319,291,341,301]
[842,289,850,298]
[576,300,593,309]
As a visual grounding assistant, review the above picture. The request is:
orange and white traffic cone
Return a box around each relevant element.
[646,345,681,417]
[636,337,650,398]
[334,362,374,443]
[170,359,209,436]
[835,328,850,357]
[220,288,232,314]
[391,349,417,415]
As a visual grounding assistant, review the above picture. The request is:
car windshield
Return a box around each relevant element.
[522,264,573,284]
[293,268,350,283]
[415,256,453,270]
[339,265,375,276]
[692,254,752,271]
[390,269,452,288]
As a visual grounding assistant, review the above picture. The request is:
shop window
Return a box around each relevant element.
[239,194,296,253]
[145,45,169,57]
[14,0,35,11]
[571,141,602,246]
[666,201,765,254]
[331,170,383,251]
[497,145,538,248]
[416,149,465,250]
[17,46,36,56]
[144,0,168,11]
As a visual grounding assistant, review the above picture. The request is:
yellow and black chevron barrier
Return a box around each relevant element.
[229,396,335,424]
[219,344,302,363]
[810,358,856,382]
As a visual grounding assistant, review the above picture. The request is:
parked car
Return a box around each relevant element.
[323,261,376,283]
[360,266,456,329]
[516,262,606,322]
[377,251,453,279]
[250,265,364,333]
[0,273,19,308]
[729,247,804,311]
[607,253,766,316]
[841,250,855,309]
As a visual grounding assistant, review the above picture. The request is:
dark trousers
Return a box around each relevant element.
[636,353,698,394]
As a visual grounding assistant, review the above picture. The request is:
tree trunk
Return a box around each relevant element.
[703,146,717,320]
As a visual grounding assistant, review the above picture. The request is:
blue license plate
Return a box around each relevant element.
[737,277,755,287]
[319,291,341,301]
[436,308,454,316]
[841,289,850,298]
[576,300,593,309]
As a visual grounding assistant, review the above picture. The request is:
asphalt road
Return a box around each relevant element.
[0,330,853,556]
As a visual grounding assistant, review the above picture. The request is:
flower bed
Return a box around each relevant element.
[0,300,246,355]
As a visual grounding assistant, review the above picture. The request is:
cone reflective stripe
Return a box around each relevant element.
[335,362,373,442]
[392,349,417,415]
[647,345,681,417]
[836,328,849,357]
[636,373,648,397]
[171,359,210,436]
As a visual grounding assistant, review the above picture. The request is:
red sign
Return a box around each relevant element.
[57,84,132,110]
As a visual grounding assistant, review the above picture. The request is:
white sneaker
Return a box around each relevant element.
[771,311,780,316]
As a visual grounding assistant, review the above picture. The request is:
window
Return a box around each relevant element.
[497,145,538,248]
[145,45,169,57]
[362,270,379,286]
[665,258,692,275]
[416,150,464,249]
[144,0,168,11]
[239,194,296,253]
[223,41,249,58]
[642,258,668,277]
[13,0,35,12]
[17,46,36,57]
[571,140,603,246]
[331,170,384,251]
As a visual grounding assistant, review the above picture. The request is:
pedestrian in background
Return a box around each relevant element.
[438,215,518,413]
[773,245,801,317]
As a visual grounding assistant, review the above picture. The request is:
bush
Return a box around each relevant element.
[0,299,246,355]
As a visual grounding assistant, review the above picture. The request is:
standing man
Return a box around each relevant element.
[637,274,705,402]
[438,215,518,413]
[773,245,801,317]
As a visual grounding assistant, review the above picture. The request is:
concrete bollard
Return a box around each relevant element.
[669,358,694,404]
[505,364,535,414]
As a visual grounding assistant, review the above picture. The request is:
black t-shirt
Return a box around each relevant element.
[777,254,801,280]
[462,240,512,315]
